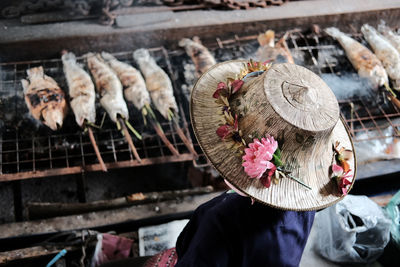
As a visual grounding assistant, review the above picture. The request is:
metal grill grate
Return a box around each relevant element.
[2,30,400,181]
[171,31,400,144]
[0,47,199,181]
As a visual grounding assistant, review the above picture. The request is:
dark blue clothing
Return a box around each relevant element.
[175,192,315,267]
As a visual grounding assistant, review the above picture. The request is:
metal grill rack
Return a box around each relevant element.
[0,47,199,181]
[171,31,400,144]
[2,29,400,182]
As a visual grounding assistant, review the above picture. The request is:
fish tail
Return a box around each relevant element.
[101,51,115,61]
[83,52,95,60]
[257,30,275,47]
[378,20,390,34]
[133,48,150,62]
[324,27,343,39]
[26,66,44,80]
[361,24,376,36]
[61,51,76,64]
[178,38,191,48]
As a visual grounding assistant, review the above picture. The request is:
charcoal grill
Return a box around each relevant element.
[1,14,400,217]
[1,0,400,265]
[0,47,200,181]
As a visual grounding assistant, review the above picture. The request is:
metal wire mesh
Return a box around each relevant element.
[0,47,198,180]
[2,30,400,180]
[171,31,400,144]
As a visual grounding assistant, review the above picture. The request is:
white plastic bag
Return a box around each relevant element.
[314,195,391,264]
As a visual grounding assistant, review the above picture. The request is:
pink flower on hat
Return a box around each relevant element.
[242,135,278,179]
[331,164,352,195]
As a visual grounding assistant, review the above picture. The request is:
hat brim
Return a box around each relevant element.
[190,60,356,211]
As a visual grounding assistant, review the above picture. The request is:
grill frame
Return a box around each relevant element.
[1,28,400,181]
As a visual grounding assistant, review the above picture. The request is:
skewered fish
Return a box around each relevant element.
[101,52,150,111]
[378,20,400,54]
[256,30,294,64]
[62,52,96,127]
[179,37,216,77]
[21,66,68,130]
[325,27,388,89]
[101,51,180,156]
[361,24,400,90]
[86,53,129,122]
[133,48,178,120]
[133,48,197,156]
[87,52,142,162]
[62,51,107,172]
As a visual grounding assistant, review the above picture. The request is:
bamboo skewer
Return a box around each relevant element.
[87,127,107,172]
[143,105,180,156]
[173,119,198,157]
[152,122,180,156]
[119,118,141,163]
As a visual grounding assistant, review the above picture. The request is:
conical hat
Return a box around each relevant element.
[190,60,356,211]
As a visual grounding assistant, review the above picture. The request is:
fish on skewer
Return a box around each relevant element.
[62,51,107,172]
[133,48,197,156]
[378,20,400,55]
[101,51,179,156]
[179,37,216,78]
[256,30,294,64]
[361,24,400,90]
[86,52,142,162]
[21,66,68,131]
[325,27,389,90]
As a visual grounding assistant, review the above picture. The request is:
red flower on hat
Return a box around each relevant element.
[260,164,277,188]
[216,114,239,140]
[216,124,232,139]
[213,82,228,98]
[242,135,278,179]
[231,80,244,94]
[331,164,352,195]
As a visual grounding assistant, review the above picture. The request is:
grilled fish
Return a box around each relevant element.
[325,27,388,89]
[256,30,294,64]
[361,24,400,90]
[101,52,150,111]
[86,53,129,122]
[21,66,68,130]
[133,49,178,120]
[378,20,400,54]
[62,52,96,127]
[179,37,216,77]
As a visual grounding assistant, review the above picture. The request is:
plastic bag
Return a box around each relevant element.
[385,190,400,249]
[314,195,391,264]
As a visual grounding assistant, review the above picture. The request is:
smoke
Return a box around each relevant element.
[354,118,400,163]
[321,73,374,100]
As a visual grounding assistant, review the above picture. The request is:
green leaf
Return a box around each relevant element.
[275,147,281,159]
[273,153,283,167]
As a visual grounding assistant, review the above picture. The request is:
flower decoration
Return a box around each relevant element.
[331,164,352,195]
[242,136,278,179]
[331,141,353,195]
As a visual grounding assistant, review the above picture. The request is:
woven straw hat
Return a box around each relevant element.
[191,60,356,211]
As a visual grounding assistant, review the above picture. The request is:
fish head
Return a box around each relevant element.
[42,106,65,131]
[393,79,400,91]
